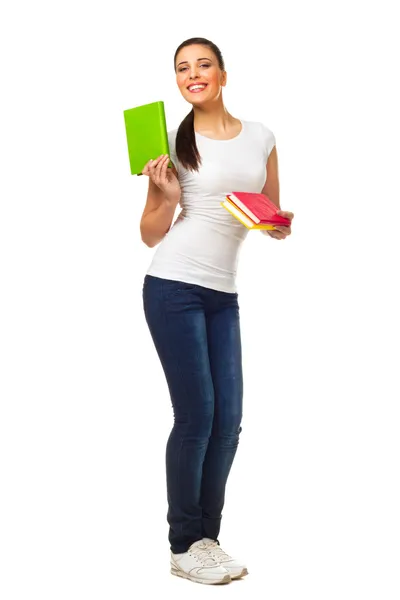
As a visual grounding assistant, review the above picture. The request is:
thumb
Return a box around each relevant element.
[277,210,294,219]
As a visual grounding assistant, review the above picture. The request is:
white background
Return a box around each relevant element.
[1,1,399,598]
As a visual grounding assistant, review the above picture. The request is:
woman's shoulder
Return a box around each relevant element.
[243,120,276,159]
[243,119,274,135]
[167,129,179,165]
[167,128,178,142]
[246,119,275,140]
[167,129,179,156]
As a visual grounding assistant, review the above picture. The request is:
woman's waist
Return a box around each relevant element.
[170,213,247,241]
[160,218,245,263]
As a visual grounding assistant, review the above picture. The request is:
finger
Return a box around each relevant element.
[151,155,164,163]
[148,156,163,172]
[277,210,294,220]
[269,231,286,239]
[142,158,154,175]
[158,155,170,176]
[159,155,169,168]
[146,159,155,176]
[154,155,168,183]
[160,155,170,179]
[148,156,163,181]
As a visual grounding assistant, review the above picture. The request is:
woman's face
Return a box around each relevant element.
[175,44,226,105]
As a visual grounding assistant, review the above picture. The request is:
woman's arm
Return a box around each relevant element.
[140,162,181,248]
[261,146,294,239]
[261,146,280,209]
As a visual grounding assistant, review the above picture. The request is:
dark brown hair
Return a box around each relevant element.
[174,38,225,172]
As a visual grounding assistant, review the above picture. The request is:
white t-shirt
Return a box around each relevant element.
[146,119,276,293]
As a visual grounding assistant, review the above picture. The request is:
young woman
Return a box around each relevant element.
[140,37,294,585]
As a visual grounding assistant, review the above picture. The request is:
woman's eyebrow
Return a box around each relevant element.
[177,57,212,67]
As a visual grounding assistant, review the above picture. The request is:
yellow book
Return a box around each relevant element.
[221,198,276,230]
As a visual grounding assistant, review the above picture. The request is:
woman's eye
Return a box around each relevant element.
[178,64,210,72]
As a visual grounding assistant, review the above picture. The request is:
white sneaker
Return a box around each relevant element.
[202,538,249,579]
[170,539,231,585]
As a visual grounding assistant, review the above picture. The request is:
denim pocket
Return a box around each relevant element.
[162,279,197,298]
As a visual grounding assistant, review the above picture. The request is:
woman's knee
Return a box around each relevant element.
[174,408,215,439]
[214,411,243,438]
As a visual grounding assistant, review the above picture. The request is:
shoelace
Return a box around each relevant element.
[190,544,219,566]
[203,541,232,562]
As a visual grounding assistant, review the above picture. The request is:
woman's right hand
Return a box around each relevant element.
[142,155,181,204]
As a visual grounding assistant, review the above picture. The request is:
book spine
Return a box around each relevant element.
[230,194,260,224]
[158,101,170,157]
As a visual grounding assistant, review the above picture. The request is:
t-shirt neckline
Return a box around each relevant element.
[195,120,245,142]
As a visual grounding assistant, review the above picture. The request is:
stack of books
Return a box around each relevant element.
[221,192,291,230]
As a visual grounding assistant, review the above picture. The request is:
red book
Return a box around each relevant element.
[227,192,291,226]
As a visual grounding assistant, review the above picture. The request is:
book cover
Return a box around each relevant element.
[227,192,291,226]
[221,199,277,230]
[123,100,172,175]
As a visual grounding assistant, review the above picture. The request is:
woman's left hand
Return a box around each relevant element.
[267,210,294,240]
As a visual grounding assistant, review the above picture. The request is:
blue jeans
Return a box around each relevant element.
[142,275,243,554]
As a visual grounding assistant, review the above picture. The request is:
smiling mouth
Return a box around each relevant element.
[187,84,208,93]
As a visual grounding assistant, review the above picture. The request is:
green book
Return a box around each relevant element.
[123,100,172,175]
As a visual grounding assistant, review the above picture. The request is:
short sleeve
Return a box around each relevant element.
[167,129,179,169]
[260,122,276,161]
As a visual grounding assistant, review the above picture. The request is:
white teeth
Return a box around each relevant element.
[189,84,207,91]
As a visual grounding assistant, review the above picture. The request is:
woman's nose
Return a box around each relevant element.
[189,67,200,79]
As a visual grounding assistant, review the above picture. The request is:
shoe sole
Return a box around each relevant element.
[171,566,231,585]
[231,567,249,580]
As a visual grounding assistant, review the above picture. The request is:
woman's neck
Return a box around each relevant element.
[193,105,239,137]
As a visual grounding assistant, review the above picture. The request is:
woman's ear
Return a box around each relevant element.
[221,71,227,87]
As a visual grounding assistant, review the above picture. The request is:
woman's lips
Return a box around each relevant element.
[188,84,208,93]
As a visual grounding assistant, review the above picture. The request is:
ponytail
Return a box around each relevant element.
[175,108,202,172]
